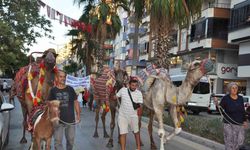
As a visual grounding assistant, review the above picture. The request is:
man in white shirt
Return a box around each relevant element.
[116,78,143,150]
[2,80,8,93]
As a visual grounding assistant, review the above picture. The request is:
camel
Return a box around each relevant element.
[143,59,213,150]
[93,66,128,141]
[10,49,58,143]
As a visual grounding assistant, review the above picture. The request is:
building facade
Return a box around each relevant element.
[113,0,249,95]
[228,0,250,95]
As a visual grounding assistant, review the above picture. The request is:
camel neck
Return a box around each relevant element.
[175,79,194,104]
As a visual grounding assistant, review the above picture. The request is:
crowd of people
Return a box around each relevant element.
[4,60,250,150]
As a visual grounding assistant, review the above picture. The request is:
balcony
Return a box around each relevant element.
[203,2,231,10]
[127,27,147,38]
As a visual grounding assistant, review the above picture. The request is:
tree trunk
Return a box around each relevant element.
[155,24,172,69]
[148,28,152,59]
[132,13,140,75]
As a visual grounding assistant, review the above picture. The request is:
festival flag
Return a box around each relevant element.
[47,5,51,18]
[57,11,63,24]
[51,8,56,19]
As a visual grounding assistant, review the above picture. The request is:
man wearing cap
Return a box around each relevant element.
[116,78,143,150]
[48,69,81,150]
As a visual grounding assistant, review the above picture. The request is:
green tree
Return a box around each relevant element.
[0,0,52,76]
[73,0,129,74]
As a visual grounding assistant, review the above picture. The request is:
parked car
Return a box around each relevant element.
[0,92,14,149]
[207,94,225,114]
[208,94,250,114]
[243,96,250,110]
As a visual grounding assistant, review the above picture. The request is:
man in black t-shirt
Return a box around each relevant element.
[48,70,80,150]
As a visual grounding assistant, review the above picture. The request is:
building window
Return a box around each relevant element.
[229,2,250,31]
[190,19,206,42]
[207,18,229,40]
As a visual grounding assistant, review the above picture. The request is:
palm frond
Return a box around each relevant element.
[67,29,81,36]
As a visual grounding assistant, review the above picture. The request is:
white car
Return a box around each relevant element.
[0,92,14,149]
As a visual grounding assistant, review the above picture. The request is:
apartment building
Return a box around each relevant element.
[167,0,250,94]
[228,0,250,95]
[113,0,249,94]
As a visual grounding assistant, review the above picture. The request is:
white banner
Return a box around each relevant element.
[66,75,90,89]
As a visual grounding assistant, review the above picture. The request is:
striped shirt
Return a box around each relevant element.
[116,87,143,117]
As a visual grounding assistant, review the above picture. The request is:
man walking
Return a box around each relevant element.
[48,70,81,150]
[116,78,143,150]
[2,80,8,93]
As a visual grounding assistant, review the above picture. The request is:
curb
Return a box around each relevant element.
[141,117,225,150]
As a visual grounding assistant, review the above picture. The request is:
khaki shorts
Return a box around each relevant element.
[118,114,139,134]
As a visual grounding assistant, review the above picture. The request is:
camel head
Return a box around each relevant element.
[185,59,213,87]
[42,48,57,71]
[114,69,128,90]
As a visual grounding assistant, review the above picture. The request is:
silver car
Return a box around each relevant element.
[0,92,14,149]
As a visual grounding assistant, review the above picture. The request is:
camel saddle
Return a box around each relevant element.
[27,103,46,132]
[13,62,40,99]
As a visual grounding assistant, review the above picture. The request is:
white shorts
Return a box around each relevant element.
[118,114,139,134]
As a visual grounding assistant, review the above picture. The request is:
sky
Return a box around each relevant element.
[27,0,83,56]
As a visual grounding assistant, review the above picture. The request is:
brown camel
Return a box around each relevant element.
[93,66,128,141]
[10,49,57,143]
[143,59,213,150]
[106,68,128,147]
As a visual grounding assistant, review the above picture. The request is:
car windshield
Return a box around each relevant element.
[173,81,210,94]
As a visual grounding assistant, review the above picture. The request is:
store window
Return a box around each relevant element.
[170,56,182,68]
[223,80,247,95]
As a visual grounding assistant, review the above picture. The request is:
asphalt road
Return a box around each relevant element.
[5,97,214,150]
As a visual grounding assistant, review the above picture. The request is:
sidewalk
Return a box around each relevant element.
[141,117,225,150]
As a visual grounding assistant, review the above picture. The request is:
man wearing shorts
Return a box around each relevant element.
[116,78,143,150]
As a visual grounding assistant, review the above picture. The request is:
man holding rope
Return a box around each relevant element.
[48,69,81,150]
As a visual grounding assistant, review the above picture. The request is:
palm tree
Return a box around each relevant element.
[73,0,129,74]
[89,0,129,73]
[149,0,203,68]
[131,0,202,69]
[68,29,99,75]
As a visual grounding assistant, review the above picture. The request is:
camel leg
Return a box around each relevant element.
[154,105,165,150]
[46,138,52,150]
[106,103,116,147]
[148,109,157,150]
[20,104,28,143]
[165,105,182,142]
[93,104,100,138]
[101,109,109,138]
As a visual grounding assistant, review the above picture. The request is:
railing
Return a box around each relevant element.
[202,3,231,10]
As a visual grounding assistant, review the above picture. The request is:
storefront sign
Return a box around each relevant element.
[217,63,238,79]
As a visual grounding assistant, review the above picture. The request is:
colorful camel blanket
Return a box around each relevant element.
[13,62,40,99]
[27,103,47,132]
[93,68,115,102]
